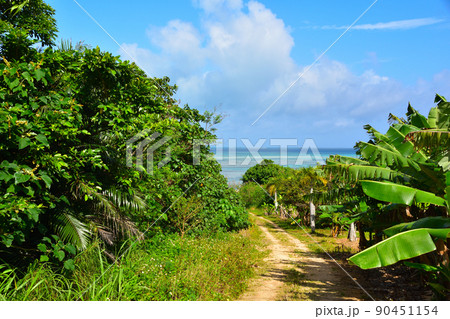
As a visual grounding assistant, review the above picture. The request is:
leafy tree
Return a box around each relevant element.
[0,0,249,269]
[0,0,57,60]
[238,182,271,208]
[242,159,284,185]
[266,167,327,225]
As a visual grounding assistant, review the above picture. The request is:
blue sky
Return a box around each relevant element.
[47,0,450,147]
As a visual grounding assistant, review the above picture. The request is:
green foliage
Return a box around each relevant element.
[267,167,327,214]
[0,227,266,300]
[240,162,328,223]
[323,96,450,298]
[238,182,271,208]
[383,217,450,237]
[0,0,249,273]
[318,204,358,228]
[360,181,447,207]
[202,107,223,134]
[241,159,283,184]
[37,235,77,271]
[348,229,445,269]
[403,95,450,172]
[0,0,57,60]
[404,261,450,298]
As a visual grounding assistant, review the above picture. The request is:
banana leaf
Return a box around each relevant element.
[385,125,427,162]
[428,107,438,129]
[360,180,446,207]
[434,94,450,129]
[439,154,450,173]
[406,103,431,129]
[363,124,390,144]
[326,162,409,183]
[357,142,420,171]
[403,261,439,272]
[326,155,369,166]
[446,171,450,207]
[348,228,450,269]
[383,217,450,237]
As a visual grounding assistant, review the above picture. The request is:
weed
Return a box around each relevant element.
[0,224,266,300]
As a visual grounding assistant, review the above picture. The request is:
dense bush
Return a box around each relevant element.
[238,182,271,208]
[241,159,284,184]
[240,161,327,222]
[0,0,249,271]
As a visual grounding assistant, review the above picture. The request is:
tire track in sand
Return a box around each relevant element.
[239,214,365,301]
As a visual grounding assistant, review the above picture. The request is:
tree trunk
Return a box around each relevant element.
[281,205,287,219]
[348,222,357,242]
[274,190,278,215]
[357,222,368,249]
[310,187,315,233]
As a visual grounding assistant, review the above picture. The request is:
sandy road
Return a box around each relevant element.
[239,214,366,301]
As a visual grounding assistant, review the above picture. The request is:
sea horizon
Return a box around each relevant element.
[212,146,357,184]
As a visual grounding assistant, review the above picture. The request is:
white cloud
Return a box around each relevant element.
[193,0,243,14]
[120,43,166,77]
[322,17,444,30]
[120,2,450,146]
[146,20,206,77]
[147,20,202,54]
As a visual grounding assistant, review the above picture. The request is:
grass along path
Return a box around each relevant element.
[0,225,268,301]
[239,213,366,301]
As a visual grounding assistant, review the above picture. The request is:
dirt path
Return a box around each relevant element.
[239,214,366,301]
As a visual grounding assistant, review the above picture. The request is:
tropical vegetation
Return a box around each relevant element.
[1,0,449,301]
[239,96,449,299]
[239,163,327,227]
[0,0,255,300]
[320,96,449,298]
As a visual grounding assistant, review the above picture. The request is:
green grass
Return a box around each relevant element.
[278,268,317,301]
[0,224,267,301]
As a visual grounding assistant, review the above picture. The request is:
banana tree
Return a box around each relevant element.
[325,94,449,212]
[323,95,450,298]
[348,216,450,297]
[337,95,449,298]
[404,94,450,172]
[350,173,449,261]
[318,201,366,240]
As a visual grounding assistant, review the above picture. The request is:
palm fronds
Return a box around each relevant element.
[70,179,143,245]
[54,212,90,250]
[102,186,147,213]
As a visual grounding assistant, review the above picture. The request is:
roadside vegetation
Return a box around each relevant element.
[1,0,449,301]
[0,0,263,300]
[0,224,266,301]
[239,98,449,300]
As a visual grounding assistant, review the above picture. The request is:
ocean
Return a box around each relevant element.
[212,147,357,184]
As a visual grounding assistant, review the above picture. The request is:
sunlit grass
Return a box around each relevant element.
[0,224,267,301]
